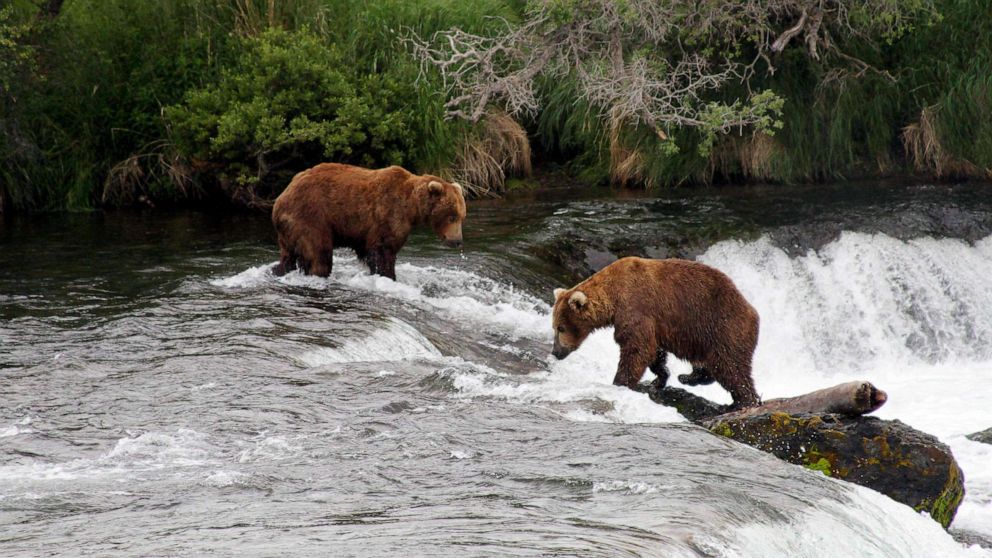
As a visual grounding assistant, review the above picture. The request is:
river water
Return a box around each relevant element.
[1,181,991,557]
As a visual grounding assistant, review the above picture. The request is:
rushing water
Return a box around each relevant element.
[2,182,991,557]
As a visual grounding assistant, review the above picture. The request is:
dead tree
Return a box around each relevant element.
[410,0,935,142]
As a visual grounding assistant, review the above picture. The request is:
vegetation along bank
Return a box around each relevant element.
[1,0,990,213]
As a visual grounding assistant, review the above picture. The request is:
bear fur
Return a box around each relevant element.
[271,163,467,280]
[551,257,761,409]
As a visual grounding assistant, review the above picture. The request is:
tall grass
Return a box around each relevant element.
[532,0,992,188]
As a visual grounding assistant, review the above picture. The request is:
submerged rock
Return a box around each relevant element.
[966,427,992,445]
[647,385,966,528]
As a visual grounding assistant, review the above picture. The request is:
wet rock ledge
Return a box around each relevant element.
[645,383,965,528]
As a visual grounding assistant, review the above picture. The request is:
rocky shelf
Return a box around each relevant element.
[644,381,965,528]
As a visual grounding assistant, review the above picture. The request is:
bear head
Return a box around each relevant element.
[551,288,594,359]
[422,178,467,248]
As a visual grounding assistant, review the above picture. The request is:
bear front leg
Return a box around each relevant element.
[365,247,396,280]
[274,252,296,276]
[313,247,334,278]
[613,344,655,391]
[649,349,670,388]
[678,366,716,386]
[378,248,397,280]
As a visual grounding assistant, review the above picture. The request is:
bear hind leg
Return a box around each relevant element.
[274,250,297,276]
[309,247,333,278]
[678,366,716,386]
[298,231,332,277]
[711,358,761,410]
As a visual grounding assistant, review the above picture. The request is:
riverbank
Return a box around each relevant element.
[2,1,991,213]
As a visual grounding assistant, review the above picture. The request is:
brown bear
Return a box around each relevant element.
[271,163,467,280]
[551,257,761,409]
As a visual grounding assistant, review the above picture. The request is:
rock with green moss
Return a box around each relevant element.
[646,385,965,528]
[704,412,965,528]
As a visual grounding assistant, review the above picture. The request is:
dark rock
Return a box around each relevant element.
[646,385,966,528]
[644,384,729,422]
[966,427,992,445]
[705,412,965,528]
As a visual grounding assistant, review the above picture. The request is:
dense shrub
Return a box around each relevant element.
[165,28,419,205]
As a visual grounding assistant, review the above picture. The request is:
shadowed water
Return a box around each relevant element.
[2,183,991,556]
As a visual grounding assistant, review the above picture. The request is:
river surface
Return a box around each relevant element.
[2,181,991,557]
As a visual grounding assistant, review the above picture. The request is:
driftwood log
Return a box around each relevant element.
[644,380,965,528]
[717,381,888,419]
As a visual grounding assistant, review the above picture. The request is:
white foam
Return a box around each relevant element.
[209,263,275,288]
[298,317,441,366]
[213,256,552,341]
[592,480,661,495]
[203,469,251,487]
[0,429,216,482]
[236,435,304,464]
[449,329,683,424]
[0,417,33,438]
[724,482,990,557]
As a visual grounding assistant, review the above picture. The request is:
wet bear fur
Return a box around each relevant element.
[271,163,467,280]
[551,257,762,409]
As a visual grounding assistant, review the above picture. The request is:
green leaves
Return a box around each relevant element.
[165,28,418,189]
[0,6,34,96]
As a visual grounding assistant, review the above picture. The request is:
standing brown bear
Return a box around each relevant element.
[272,163,467,280]
[551,257,761,409]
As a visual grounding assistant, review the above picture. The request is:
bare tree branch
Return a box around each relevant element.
[409,0,934,142]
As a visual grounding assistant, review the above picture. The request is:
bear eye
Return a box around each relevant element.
[449,215,457,223]
[556,325,565,333]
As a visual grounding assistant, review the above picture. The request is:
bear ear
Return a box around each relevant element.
[427,180,444,195]
[452,182,464,195]
[553,288,566,300]
[568,290,588,311]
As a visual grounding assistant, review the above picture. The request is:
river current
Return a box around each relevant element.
[2,182,991,556]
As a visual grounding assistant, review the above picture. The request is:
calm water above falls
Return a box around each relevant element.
[2,182,991,557]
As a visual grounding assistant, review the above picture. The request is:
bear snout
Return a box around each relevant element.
[443,237,463,249]
[552,338,573,360]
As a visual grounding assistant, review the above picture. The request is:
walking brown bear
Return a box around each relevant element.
[551,257,762,409]
[272,163,467,280]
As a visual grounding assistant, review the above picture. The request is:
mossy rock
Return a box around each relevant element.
[645,386,966,528]
[706,412,965,528]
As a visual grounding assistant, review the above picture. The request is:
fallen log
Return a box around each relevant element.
[717,380,888,420]
[641,380,887,422]
[645,382,965,528]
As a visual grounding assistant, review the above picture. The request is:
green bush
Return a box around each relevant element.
[164,27,418,202]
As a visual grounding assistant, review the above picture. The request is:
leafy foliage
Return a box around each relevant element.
[165,28,418,202]
[0,0,990,212]
[0,6,34,96]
